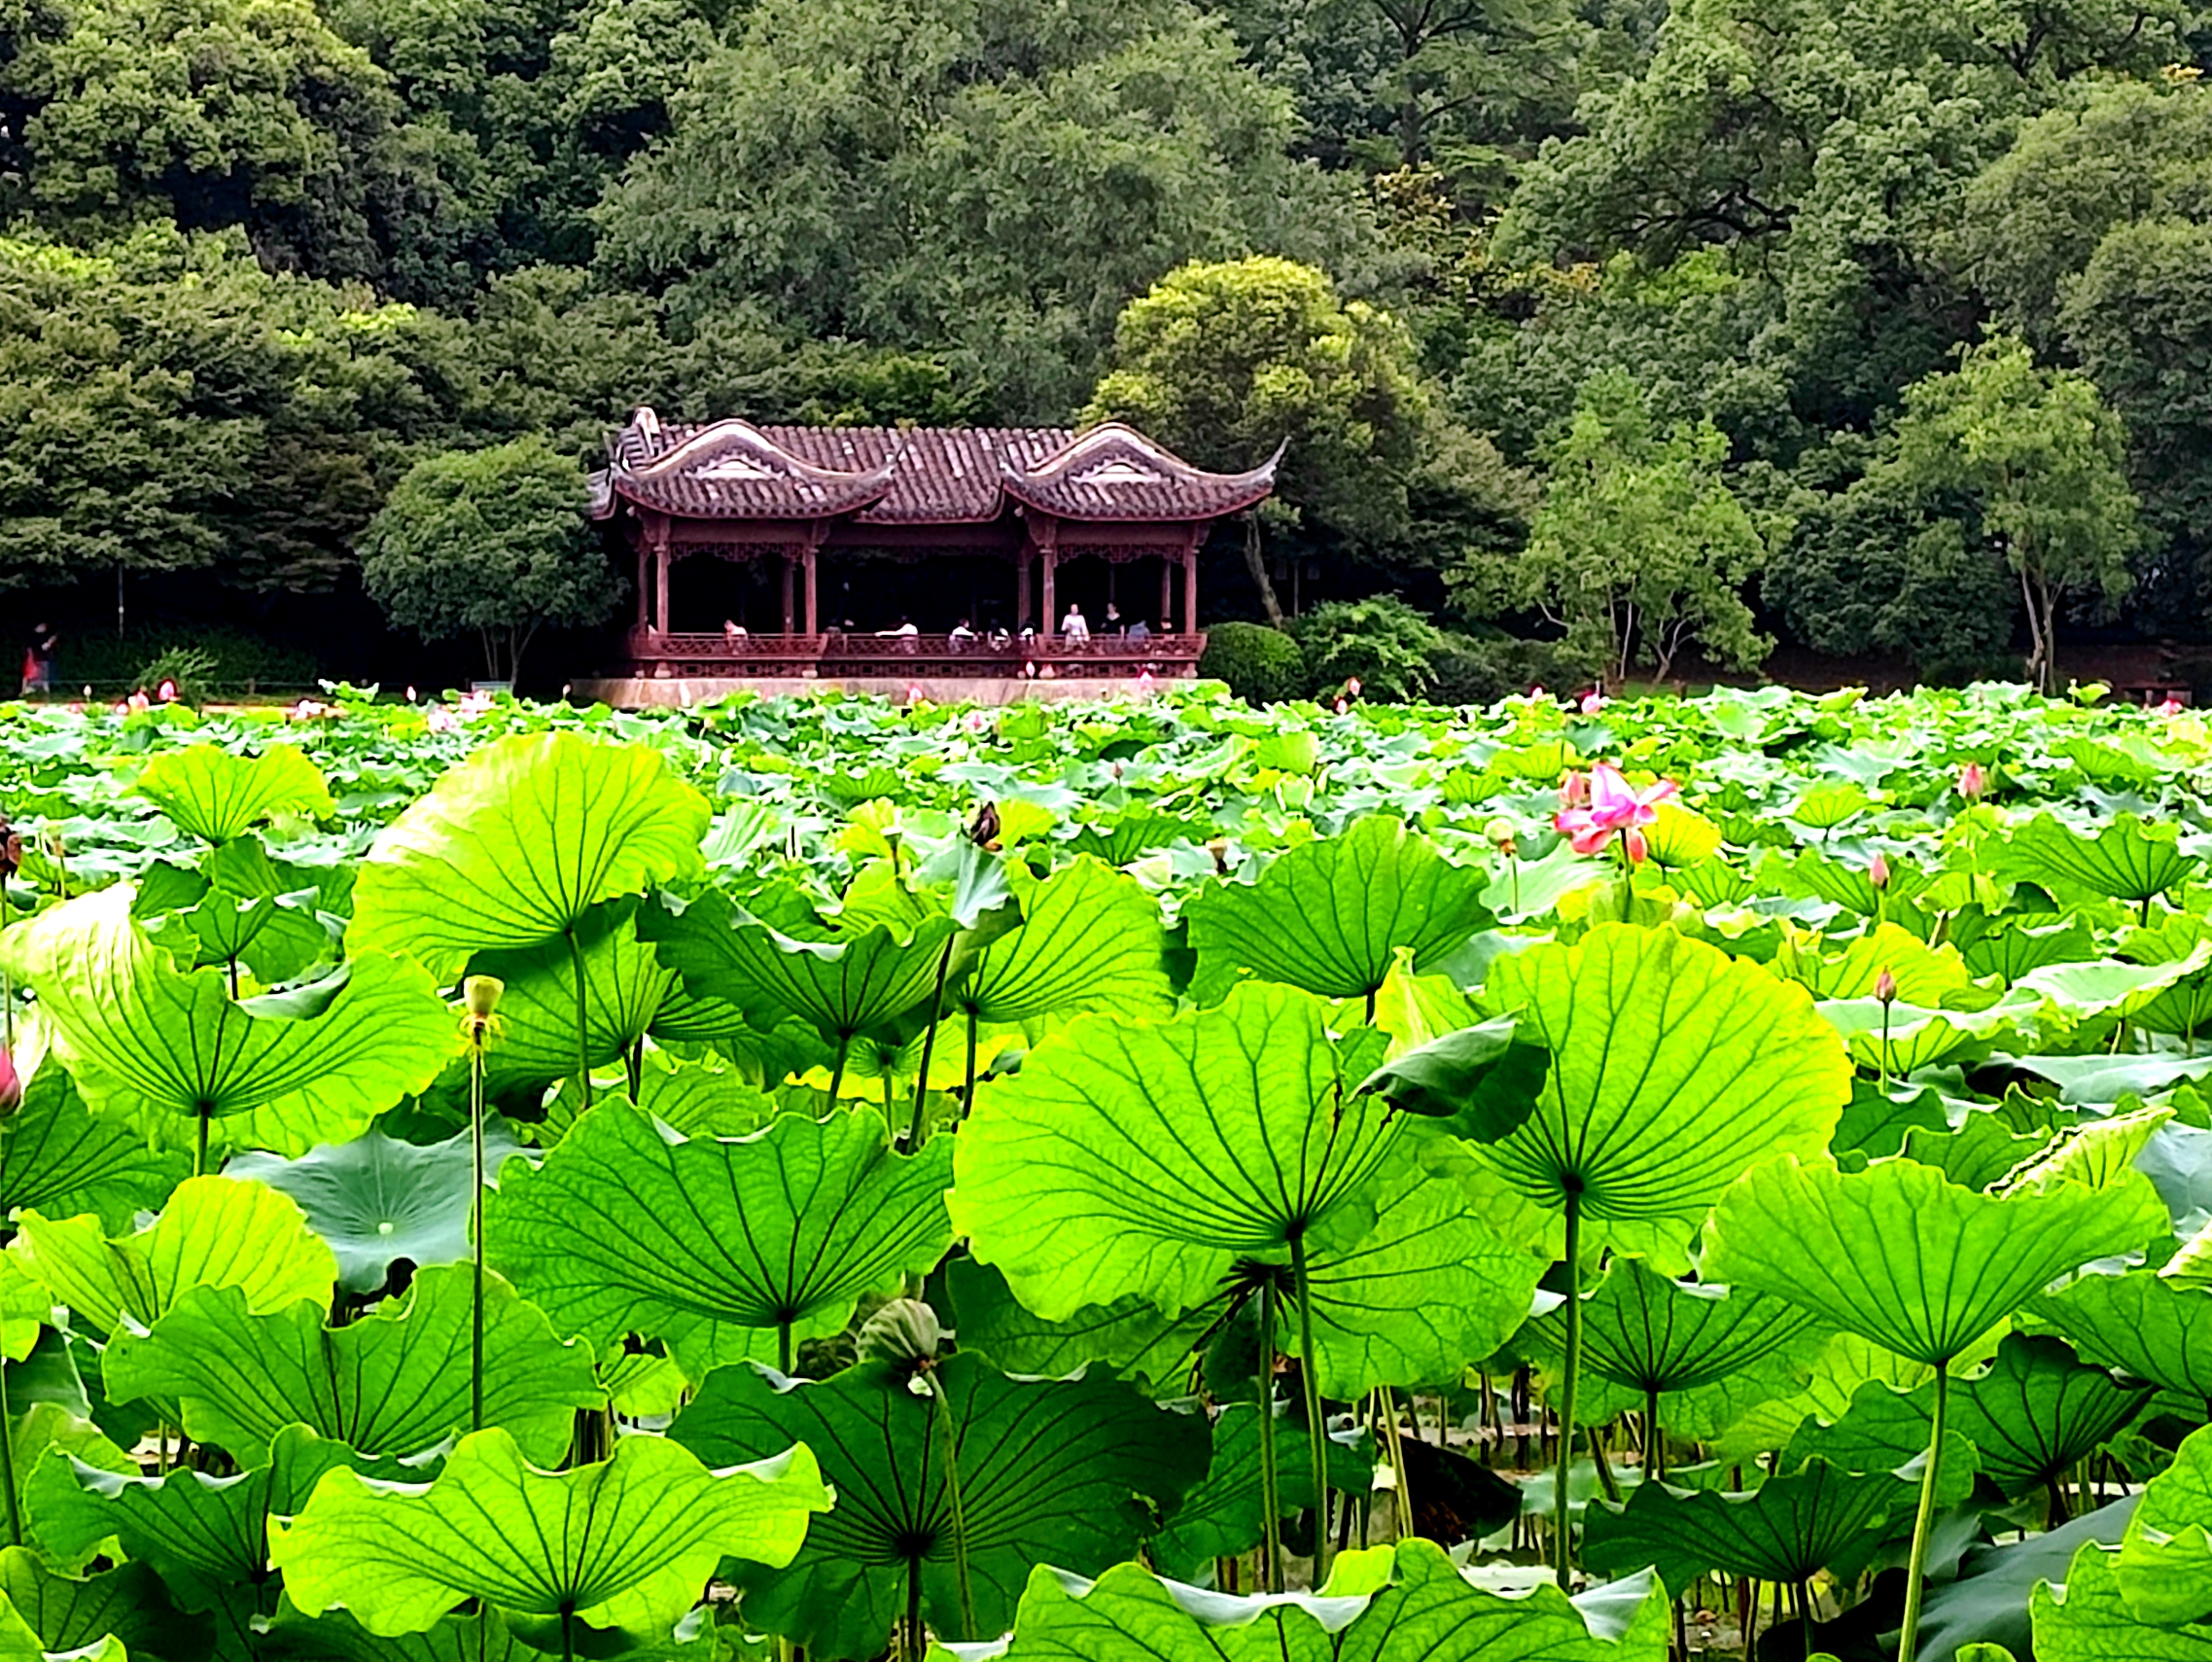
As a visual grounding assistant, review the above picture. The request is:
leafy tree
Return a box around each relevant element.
[1888,336,2140,694]
[1456,370,1773,686]
[359,436,614,683]
[1085,256,1424,624]
[1286,595,1445,701]
[594,0,1366,422]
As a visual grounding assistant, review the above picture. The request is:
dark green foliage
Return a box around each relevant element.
[1426,632,1598,706]
[1288,595,1445,702]
[1198,621,1308,704]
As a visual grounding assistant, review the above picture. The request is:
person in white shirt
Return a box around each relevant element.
[1062,605,1091,645]
[948,619,977,651]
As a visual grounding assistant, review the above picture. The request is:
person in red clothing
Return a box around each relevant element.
[19,623,55,695]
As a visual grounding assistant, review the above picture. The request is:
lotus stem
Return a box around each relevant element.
[0,1342,19,1547]
[1799,1577,1814,1658]
[779,1320,791,1376]
[1379,1389,1414,1541]
[909,939,958,1148]
[928,1369,978,1640]
[566,927,591,1114]
[1286,1231,1333,1585]
[1554,1185,1583,1590]
[1644,1384,1662,1481]
[1897,1360,1949,1662]
[625,1037,643,1104]
[962,1009,979,1119]
[1257,1281,1284,1593]
[1590,1424,1620,1503]
[471,1032,486,1432]
[903,1558,925,1661]
[826,1033,851,1106]
[194,1103,211,1180]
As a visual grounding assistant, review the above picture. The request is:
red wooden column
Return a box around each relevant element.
[1182,548,1199,635]
[1016,554,1031,630]
[1158,555,1174,633]
[781,552,796,634]
[802,548,819,635]
[635,530,650,628]
[1041,550,1057,642]
[650,516,672,634]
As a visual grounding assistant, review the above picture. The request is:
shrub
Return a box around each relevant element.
[134,647,218,707]
[54,627,321,695]
[1427,631,1604,707]
[1286,596,1444,703]
[1199,621,1308,703]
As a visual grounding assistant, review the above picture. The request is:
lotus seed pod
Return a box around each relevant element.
[463,975,506,1019]
[1483,816,1516,849]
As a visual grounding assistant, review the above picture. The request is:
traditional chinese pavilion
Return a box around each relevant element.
[581,409,1280,701]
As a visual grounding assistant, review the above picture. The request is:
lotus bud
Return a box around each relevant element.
[155,678,178,704]
[464,975,505,1020]
[0,815,18,881]
[1580,690,1606,715]
[1870,853,1890,891]
[1959,761,1986,801]
[1875,968,1898,1006]
[857,1298,946,1368]
[0,1048,18,1118]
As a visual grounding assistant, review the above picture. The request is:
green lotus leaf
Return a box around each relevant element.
[0,1548,197,1662]
[132,744,334,844]
[1951,910,2098,983]
[951,984,1399,1322]
[2020,947,2212,1024]
[0,1069,186,1233]
[263,1601,725,1662]
[2034,1543,2212,1661]
[1816,996,2032,1079]
[1911,1334,2154,1499]
[0,1587,123,1662]
[102,1263,603,1465]
[948,857,1172,1025]
[667,1353,1209,1656]
[638,888,959,1053]
[1523,1261,1833,1428]
[0,888,456,1156]
[1781,1384,1979,1508]
[224,1123,527,1296]
[1703,1156,2166,1367]
[1581,1459,1911,1591]
[2001,814,2201,906]
[350,731,711,981]
[13,1174,337,1338]
[272,1426,828,1641]
[27,1423,379,1633]
[1150,1404,1377,1583]
[6,1404,138,1574]
[940,1259,1208,1395]
[1354,1014,1549,1144]
[1898,1112,2051,1191]
[472,906,675,1097]
[2117,1425,2212,1625]
[487,1102,952,1376]
[1185,816,1493,1005]
[152,888,334,988]
[1914,1498,2132,1662]
[995,1538,1669,1661]
[2028,1269,2212,1402]
[1774,923,1972,1006]
[1473,925,1850,1253]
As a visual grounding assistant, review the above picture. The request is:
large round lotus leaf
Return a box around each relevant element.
[2117,1425,2212,1627]
[350,731,710,980]
[131,744,333,844]
[13,1174,337,1338]
[2034,1543,2212,1662]
[0,887,455,1156]
[224,1122,526,1295]
[951,857,1174,1025]
[670,1354,1208,1656]
[1474,925,1851,1238]
[470,906,676,1096]
[487,1103,953,1377]
[2029,1268,2212,1401]
[1185,815,1493,1004]
[102,1263,603,1465]
[0,1068,186,1233]
[271,1427,828,1640]
[950,983,1402,1323]
[1582,1460,1912,1591]
[1704,1156,2168,1368]
[993,1538,1670,1662]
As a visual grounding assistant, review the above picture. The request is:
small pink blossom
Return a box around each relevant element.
[962,709,994,735]
[1527,685,1546,699]
[1870,853,1891,891]
[1333,698,1349,715]
[1580,690,1606,715]
[455,690,495,722]
[1875,969,1898,1006]
[2157,697,2185,717]
[1135,671,1154,695]
[1344,677,1362,699]
[155,678,178,704]
[1959,761,1986,801]
[289,698,328,722]
[0,1047,17,1116]
[904,684,925,706]
[1553,763,1679,863]
[1559,772,1590,810]
[425,704,459,733]
[125,690,150,714]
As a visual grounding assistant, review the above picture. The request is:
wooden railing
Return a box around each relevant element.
[624,628,1207,680]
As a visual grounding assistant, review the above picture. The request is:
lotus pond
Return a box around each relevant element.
[0,681,2211,1662]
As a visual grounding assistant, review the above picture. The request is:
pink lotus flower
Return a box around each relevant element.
[155,678,178,704]
[1870,853,1890,891]
[1559,771,1590,810]
[1554,763,1679,863]
[1527,685,1546,699]
[962,710,994,735]
[0,1047,17,1116]
[1333,698,1349,715]
[1344,677,1362,699]
[425,704,459,733]
[1958,761,1985,800]
[125,690,150,714]
[1579,690,1606,715]
[2157,697,2185,717]
[1136,671,1155,695]
[455,690,495,721]
[289,698,328,722]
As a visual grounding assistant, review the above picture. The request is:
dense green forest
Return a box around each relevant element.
[0,0,2204,692]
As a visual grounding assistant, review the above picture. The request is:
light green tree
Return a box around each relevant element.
[1889,336,2140,695]
[1457,370,1773,687]
[359,437,615,684]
